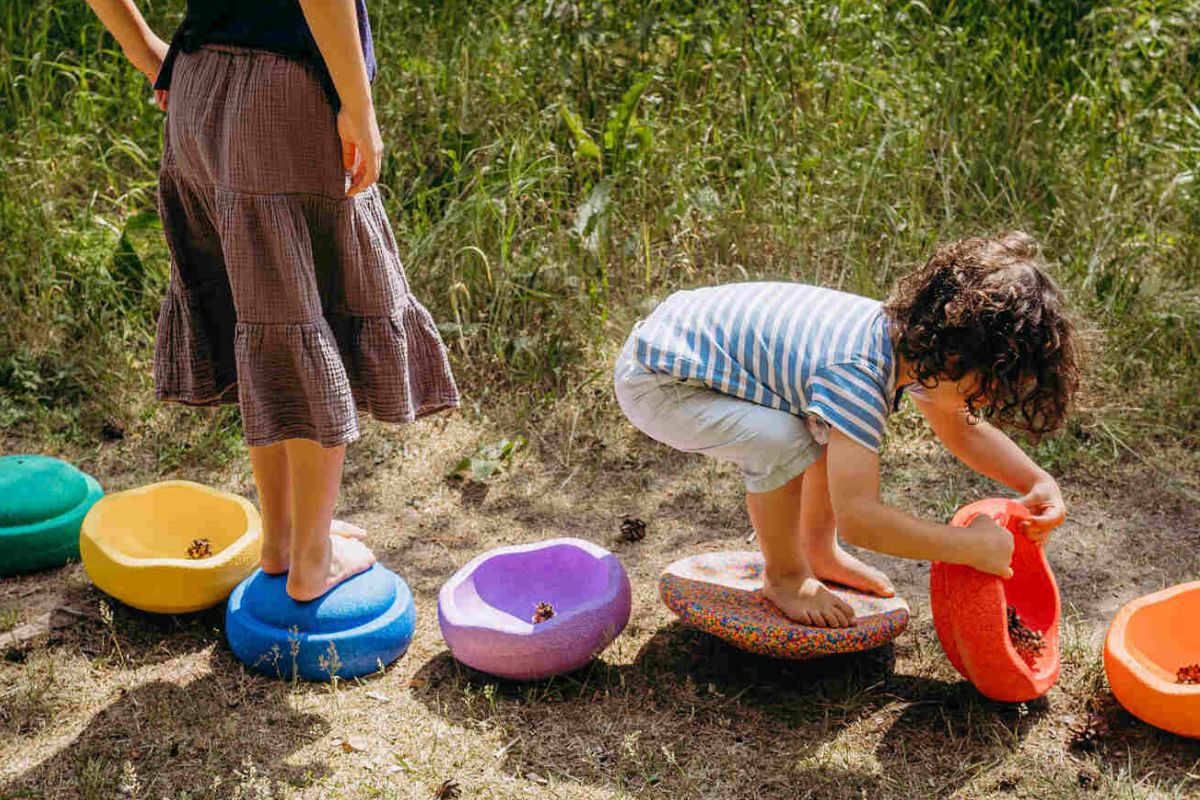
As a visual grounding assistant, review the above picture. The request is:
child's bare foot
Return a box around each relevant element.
[806,542,895,597]
[286,535,376,602]
[330,519,368,541]
[259,519,368,575]
[763,574,856,627]
[260,538,290,576]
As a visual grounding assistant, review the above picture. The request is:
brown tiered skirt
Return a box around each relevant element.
[154,45,458,447]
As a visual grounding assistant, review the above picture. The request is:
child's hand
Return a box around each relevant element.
[336,101,383,197]
[963,514,1015,578]
[1018,474,1066,544]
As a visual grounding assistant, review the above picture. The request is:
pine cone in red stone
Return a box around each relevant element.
[1177,663,1200,684]
[1007,605,1045,667]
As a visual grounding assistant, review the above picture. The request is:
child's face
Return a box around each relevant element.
[916,371,987,414]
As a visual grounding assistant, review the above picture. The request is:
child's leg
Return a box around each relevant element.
[249,442,292,575]
[615,340,855,627]
[250,443,370,576]
[798,449,894,597]
[283,438,376,601]
[749,474,855,628]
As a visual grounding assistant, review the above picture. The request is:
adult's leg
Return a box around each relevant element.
[797,449,894,597]
[284,438,375,601]
[749,474,855,628]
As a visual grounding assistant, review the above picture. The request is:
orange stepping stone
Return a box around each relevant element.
[1105,581,1200,738]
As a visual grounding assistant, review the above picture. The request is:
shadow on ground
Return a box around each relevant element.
[1,646,330,798]
[409,621,1047,798]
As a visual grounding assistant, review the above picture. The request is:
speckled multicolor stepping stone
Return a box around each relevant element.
[660,551,910,659]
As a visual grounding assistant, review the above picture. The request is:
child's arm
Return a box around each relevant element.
[825,430,1016,576]
[84,0,167,82]
[915,394,1066,543]
[296,0,382,197]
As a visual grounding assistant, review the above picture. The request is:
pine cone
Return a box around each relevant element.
[619,516,647,542]
[433,779,461,799]
[1067,713,1109,752]
[531,602,555,624]
[1177,663,1200,684]
[186,539,213,559]
[1007,605,1045,666]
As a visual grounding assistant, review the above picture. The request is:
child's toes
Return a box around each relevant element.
[330,519,368,541]
[869,571,895,597]
[833,595,856,623]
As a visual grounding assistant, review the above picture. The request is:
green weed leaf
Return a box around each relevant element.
[448,436,526,482]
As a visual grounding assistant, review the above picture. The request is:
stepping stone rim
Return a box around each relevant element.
[0,454,93,528]
[80,480,262,613]
[0,455,103,577]
[438,537,632,680]
[226,564,417,681]
[81,480,261,570]
[660,550,910,661]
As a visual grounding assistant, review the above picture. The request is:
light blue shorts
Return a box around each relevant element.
[614,332,822,494]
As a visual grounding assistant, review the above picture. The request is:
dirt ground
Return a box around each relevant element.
[1,398,1199,800]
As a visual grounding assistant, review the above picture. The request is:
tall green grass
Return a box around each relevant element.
[2,1,1197,463]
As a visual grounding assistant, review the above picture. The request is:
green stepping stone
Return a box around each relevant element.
[0,455,103,576]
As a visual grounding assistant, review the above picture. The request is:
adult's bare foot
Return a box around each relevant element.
[807,543,894,597]
[286,535,376,602]
[763,574,856,627]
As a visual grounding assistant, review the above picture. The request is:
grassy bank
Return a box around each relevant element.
[1,0,1198,468]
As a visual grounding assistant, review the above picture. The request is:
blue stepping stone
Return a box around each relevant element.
[0,454,103,577]
[225,564,416,681]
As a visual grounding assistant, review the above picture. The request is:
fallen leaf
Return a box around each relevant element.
[340,736,370,753]
[408,676,429,689]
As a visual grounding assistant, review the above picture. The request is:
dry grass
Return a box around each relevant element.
[2,396,1199,800]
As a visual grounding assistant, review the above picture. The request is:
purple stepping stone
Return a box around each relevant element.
[438,538,632,680]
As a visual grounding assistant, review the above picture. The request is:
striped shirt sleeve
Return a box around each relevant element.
[806,361,890,452]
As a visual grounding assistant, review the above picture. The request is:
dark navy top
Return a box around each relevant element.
[154,0,375,105]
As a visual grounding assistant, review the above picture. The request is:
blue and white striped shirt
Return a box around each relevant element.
[633,283,900,452]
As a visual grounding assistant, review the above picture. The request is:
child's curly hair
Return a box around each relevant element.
[884,231,1080,437]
